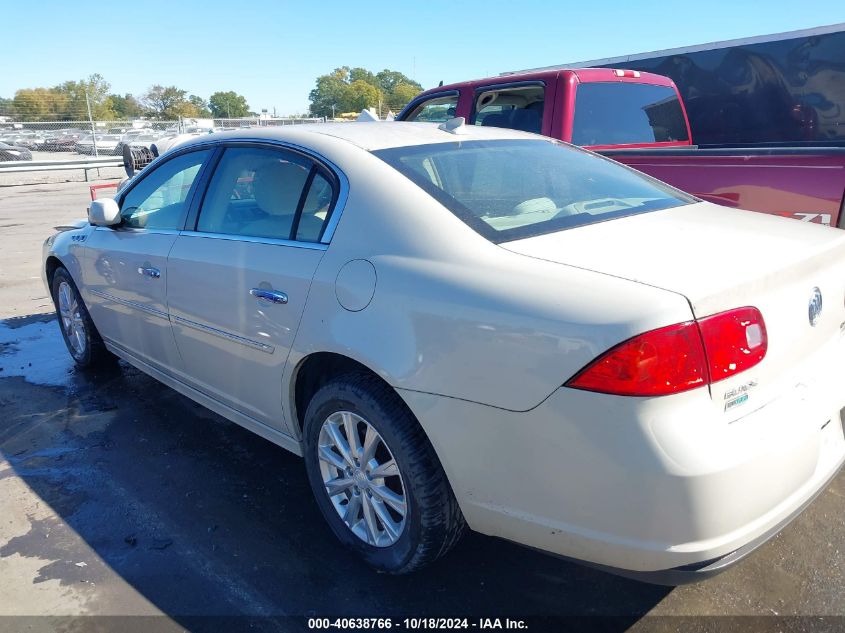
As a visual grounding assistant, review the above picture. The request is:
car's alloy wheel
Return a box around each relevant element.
[317,410,407,547]
[303,372,467,574]
[57,280,86,359]
[51,266,114,369]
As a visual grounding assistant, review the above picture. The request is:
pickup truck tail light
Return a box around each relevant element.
[566,307,767,397]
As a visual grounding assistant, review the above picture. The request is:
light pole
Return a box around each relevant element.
[85,90,98,157]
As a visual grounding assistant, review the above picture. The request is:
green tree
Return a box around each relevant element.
[54,74,116,119]
[10,75,117,121]
[109,93,144,119]
[349,67,377,85]
[143,85,197,119]
[0,96,13,117]
[208,91,250,118]
[376,70,422,96]
[188,95,212,117]
[388,82,422,111]
[308,67,422,118]
[308,67,351,117]
[13,88,67,120]
[341,80,382,113]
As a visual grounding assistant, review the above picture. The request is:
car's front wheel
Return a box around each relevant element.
[303,372,466,573]
[51,267,115,368]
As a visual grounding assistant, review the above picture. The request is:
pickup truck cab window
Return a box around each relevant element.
[119,150,211,230]
[472,84,544,134]
[572,82,690,146]
[402,93,459,122]
[196,146,333,242]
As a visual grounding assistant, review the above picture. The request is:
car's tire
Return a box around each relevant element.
[302,371,467,574]
[51,267,115,368]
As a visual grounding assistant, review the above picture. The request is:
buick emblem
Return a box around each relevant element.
[808,287,823,327]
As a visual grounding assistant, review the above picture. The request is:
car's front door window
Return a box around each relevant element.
[120,150,211,230]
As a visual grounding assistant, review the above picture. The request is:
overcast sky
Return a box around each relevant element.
[4,0,844,115]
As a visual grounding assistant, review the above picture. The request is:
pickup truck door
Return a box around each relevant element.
[166,144,337,434]
[82,149,213,372]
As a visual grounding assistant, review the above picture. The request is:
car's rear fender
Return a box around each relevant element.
[287,243,695,413]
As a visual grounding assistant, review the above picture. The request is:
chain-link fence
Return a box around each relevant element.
[0,117,325,162]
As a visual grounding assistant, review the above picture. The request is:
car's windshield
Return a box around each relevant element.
[374,139,695,242]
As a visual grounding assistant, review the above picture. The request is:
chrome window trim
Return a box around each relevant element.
[172,314,275,354]
[178,230,328,251]
[160,137,350,244]
[89,289,169,321]
[94,226,181,236]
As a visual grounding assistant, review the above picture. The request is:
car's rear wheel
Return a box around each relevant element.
[51,267,114,368]
[303,372,466,573]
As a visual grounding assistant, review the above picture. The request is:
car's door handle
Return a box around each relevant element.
[138,266,161,279]
[250,288,288,305]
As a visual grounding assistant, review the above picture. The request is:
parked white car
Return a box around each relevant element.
[42,122,845,582]
[75,134,122,155]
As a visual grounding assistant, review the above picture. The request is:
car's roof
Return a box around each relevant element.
[176,121,550,153]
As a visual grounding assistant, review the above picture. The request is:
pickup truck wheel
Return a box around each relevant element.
[51,267,114,368]
[303,372,467,574]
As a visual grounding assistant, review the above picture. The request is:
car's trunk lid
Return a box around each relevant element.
[502,202,845,415]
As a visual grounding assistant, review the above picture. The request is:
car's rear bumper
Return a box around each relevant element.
[399,338,845,581]
[570,443,844,585]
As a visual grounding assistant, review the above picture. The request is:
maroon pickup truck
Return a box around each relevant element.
[397,68,845,227]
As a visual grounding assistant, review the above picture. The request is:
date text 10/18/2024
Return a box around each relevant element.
[308,618,529,630]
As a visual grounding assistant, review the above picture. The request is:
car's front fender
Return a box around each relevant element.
[42,220,93,295]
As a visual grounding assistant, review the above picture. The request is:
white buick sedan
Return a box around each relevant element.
[43,121,845,583]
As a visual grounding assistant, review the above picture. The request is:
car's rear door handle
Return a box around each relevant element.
[250,288,288,305]
[138,266,161,279]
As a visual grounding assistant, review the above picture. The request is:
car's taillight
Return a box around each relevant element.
[565,307,767,397]
[565,321,708,397]
[697,307,767,383]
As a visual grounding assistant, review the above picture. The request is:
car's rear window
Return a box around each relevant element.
[373,139,695,242]
[572,82,689,146]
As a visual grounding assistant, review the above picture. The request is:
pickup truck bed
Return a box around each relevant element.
[602,146,845,228]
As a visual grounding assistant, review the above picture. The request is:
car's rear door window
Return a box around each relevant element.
[196,146,336,243]
[471,84,545,134]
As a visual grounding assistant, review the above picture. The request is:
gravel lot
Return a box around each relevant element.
[0,181,843,631]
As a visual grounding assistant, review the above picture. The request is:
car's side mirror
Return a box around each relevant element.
[88,198,121,226]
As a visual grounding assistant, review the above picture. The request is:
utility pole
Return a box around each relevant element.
[85,90,98,157]
[331,104,336,120]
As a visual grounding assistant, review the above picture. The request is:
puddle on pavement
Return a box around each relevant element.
[0,317,76,388]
